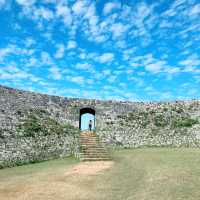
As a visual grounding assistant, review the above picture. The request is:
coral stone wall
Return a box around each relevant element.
[0,134,79,168]
[1,85,200,168]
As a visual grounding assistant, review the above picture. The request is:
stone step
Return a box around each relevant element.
[80,134,97,137]
[82,149,108,153]
[80,139,100,141]
[81,149,107,152]
[80,158,111,161]
[79,132,110,162]
[80,154,110,158]
[80,155,110,159]
[80,139,100,142]
[80,135,98,137]
[80,141,101,143]
[80,140,100,143]
[80,143,105,146]
[80,155,109,158]
[80,140,106,143]
[81,144,107,147]
[80,137,99,139]
[80,141,106,143]
[81,145,106,148]
[80,136,99,138]
[80,141,106,144]
[80,136,98,138]
[81,153,109,156]
[80,138,100,141]
[81,144,105,147]
[79,152,109,156]
[81,148,107,151]
[80,152,109,155]
[80,138,103,141]
[81,148,108,151]
[81,157,110,160]
[81,146,107,149]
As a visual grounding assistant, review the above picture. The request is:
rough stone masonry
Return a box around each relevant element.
[1,85,200,168]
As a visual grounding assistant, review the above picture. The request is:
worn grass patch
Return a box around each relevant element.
[1,148,200,200]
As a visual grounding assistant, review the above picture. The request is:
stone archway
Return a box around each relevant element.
[79,107,95,131]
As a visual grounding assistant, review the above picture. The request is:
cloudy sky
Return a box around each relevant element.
[0,0,200,101]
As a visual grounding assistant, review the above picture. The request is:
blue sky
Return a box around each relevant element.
[0,0,200,101]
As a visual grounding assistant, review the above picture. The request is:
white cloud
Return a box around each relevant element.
[187,88,198,96]
[0,71,29,79]
[49,66,62,80]
[111,23,128,38]
[107,75,117,83]
[82,3,107,43]
[164,67,180,74]
[159,20,172,28]
[119,83,127,88]
[0,66,40,82]
[34,7,54,20]
[18,5,54,29]
[67,40,77,49]
[128,77,144,87]
[189,4,200,16]
[76,63,92,70]
[0,47,12,61]
[24,37,35,47]
[144,57,166,73]
[67,75,85,85]
[54,44,65,59]
[145,62,163,73]
[16,0,36,6]
[84,3,96,18]
[41,51,53,65]
[56,4,72,26]
[0,0,5,8]
[98,53,114,63]
[103,2,120,15]
[72,0,87,15]
[86,79,94,85]
[160,91,173,100]
[136,2,151,21]
[102,69,111,76]
[179,54,200,68]
[26,57,38,67]
[60,88,81,96]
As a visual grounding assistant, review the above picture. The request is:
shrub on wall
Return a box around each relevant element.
[16,108,79,137]
[171,117,199,128]
[116,109,199,130]
[154,114,169,127]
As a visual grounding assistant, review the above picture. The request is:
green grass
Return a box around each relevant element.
[1,148,200,200]
[0,156,78,182]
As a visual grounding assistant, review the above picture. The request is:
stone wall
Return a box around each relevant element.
[0,133,79,168]
[1,85,200,168]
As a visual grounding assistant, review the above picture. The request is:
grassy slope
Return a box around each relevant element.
[1,149,200,200]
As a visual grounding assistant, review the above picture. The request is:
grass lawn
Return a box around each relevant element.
[1,148,200,200]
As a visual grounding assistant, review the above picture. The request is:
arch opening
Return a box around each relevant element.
[79,107,95,131]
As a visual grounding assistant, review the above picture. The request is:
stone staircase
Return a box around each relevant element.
[79,131,110,161]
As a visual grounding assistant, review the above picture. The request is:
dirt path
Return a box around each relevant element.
[0,161,114,200]
[64,161,114,176]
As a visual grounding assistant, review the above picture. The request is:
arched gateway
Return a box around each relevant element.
[79,107,110,161]
[79,107,96,131]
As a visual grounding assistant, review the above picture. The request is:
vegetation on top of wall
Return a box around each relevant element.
[16,108,79,137]
[154,114,169,127]
[0,128,4,139]
[116,108,199,129]
[171,117,199,128]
